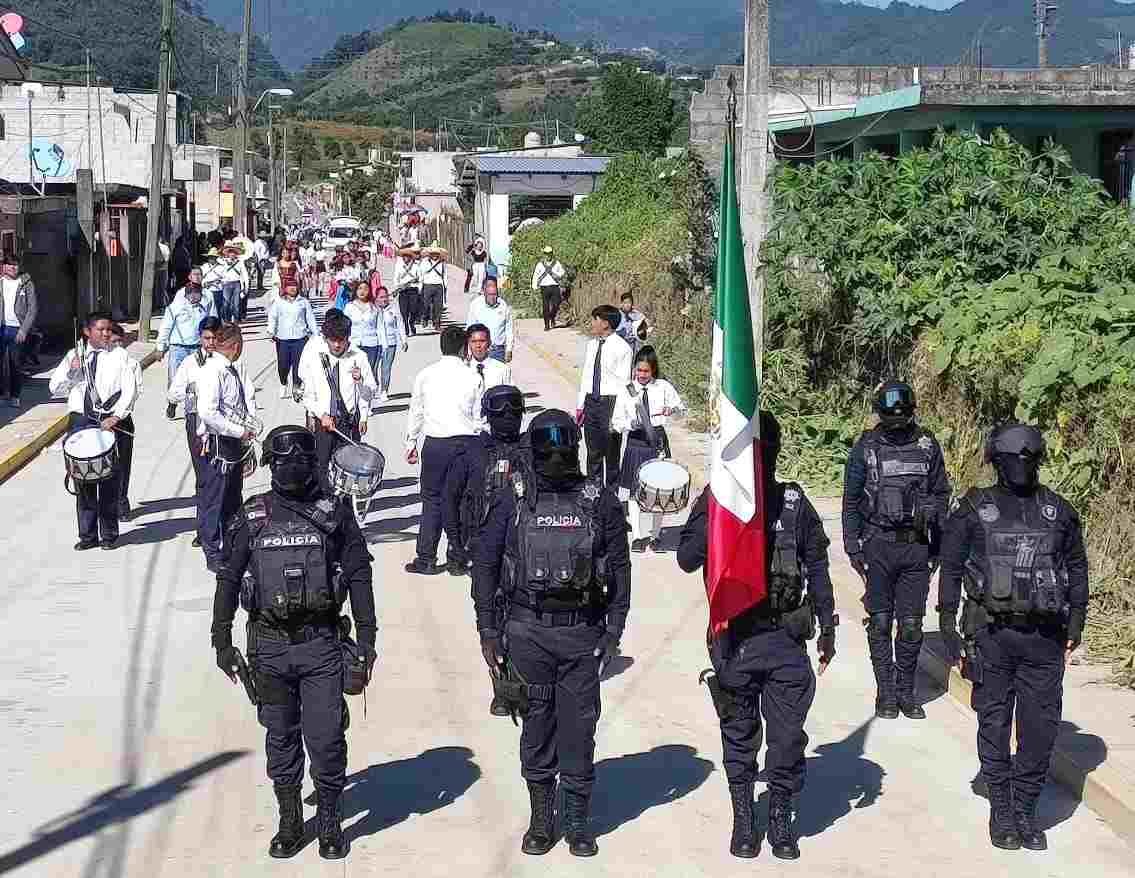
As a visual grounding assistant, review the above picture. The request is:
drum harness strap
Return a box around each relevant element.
[536,261,558,286]
[212,368,255,474]
[320,353,361,432]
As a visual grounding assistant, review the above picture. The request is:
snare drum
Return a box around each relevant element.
[63,427,118,484]
[330,443,385,499]
[634,459,691,514]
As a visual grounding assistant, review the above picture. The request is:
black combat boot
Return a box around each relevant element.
[562,789,598,857]
[767,791,800,860]
[896,671,926,720]
[316,793,347,860]
[1013,790,1047,851]
[727,782,758,858]
[987,781,1022,850]
[867,626,899,719]
[521,780,557,855]
[268,785,305,859]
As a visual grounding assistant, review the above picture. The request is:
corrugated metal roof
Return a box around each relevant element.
[470,156,612,175]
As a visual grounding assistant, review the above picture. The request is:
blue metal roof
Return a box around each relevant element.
[470,156,612,176]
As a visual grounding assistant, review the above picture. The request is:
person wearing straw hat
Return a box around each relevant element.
[419,242,449,332]
[392,243,423,336]
[532,245,567,332]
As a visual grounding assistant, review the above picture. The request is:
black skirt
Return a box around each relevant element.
[619,427,669,492]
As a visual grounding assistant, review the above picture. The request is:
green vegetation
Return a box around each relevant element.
[761,130,1135,680]
[576,64,678,157]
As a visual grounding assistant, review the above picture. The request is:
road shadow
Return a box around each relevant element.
[381,476,418,491]
[360,492,421,515]
[600,654,635,682]
[363,515,419,543]
[789,717,885,841]
[340,746,482,843]
[370,403,409,415]
[115,517,197,547]
[130,496,198,516]
[0,750,249,874]
[591,744,714,837]
[387,392,412,401]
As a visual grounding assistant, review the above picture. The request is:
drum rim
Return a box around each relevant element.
[64,427,116,456]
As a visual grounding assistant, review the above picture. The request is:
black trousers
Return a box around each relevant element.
[862,536,930,698]
[398,288,420,335]
[69,413,121,543]
[416,435,469,564]
[116,415,135,508]
[583,394,621,487]
[198,438,244,563]
[710,627,816,793]
[275,338,305,386]
[972,623,1065,808]
[507,618,604,796]
[186,415,205,541]
[315,420,360,497]
[250,626,347,800]
[421,283,445,328]
[540,285,562,329]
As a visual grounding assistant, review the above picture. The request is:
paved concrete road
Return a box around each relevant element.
[0,289,1131,877]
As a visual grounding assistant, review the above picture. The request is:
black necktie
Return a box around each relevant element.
[642,386,650,423]
[477,362,485,388]
[592,339,605,397]
[227,365,247,414]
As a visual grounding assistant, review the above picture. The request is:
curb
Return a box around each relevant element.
[526,323,1135,842]
[0,347,160,487]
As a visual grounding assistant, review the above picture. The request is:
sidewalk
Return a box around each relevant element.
[517,314,1135,844]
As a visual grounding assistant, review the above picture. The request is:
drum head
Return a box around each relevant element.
[64,427,116,457]
[333,443,386,477]
[638,459,689,490]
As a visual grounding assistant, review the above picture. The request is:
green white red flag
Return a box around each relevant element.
[704,126,767,636]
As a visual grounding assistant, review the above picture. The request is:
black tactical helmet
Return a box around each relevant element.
[984,422,1046,464]
[481,384,524,418]
[873,380,916,430]
[261,424,318,495]
[528,409,580,459]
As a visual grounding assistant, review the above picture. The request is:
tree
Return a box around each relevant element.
[290,125,317,174]
[322,138,341,160]
[575,63,676,157]
[340,165,395,226]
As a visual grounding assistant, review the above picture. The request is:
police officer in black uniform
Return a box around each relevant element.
[937,423,1087,852]
[445,383,535,715]
[678,411,836,860]
[473,409,631,858]
[211,424,377,861]
[842,380,951,719]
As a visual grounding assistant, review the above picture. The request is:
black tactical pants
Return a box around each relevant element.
[972,623,1065,810]
[862,536,930,699]
[506,618,604,796]
[710,627,816,793]
[251,626,347,800]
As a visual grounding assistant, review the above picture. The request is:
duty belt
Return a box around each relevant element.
[988,612,1064,633]
[871,528,923,544]
[509,603,599,628]
[253,620,338,644]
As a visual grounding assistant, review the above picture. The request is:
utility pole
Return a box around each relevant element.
[1035,0,1057,68]
[139,0,173,342]
[739,0,769,371]
[267,102,276,234]
[233,0,252,236]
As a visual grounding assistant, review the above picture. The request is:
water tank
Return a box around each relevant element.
[524,131,542,149]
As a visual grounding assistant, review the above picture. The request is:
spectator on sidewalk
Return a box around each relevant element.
[616,292,649,355]
[465,277,514,364]
[158,268,217,401]
[0,252,36,407]
[252,234,271,291]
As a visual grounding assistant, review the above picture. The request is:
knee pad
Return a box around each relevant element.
[898,616,924,643]
[866,613,893,638]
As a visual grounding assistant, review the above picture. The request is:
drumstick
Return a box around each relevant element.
[86,415,135,438]
[332,426,362,448]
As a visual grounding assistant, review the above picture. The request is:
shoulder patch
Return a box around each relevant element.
[978,503,1000,523]
[784,487,801,504]
[1041,503,1058,522]
[918,435,933,451]
[581,480,602,503]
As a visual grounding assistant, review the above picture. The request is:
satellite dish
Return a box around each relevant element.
[30,139,73,178]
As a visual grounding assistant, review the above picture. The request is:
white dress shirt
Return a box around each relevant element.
[612,377,686,433]
[49,343,138,420]
[167,348,210,412]
[577,332,633,408]
[376,303,406,348]
[468,355,512,434]
[298,342,377,420]
[196,352,256,439]
[404,355,480,452]
[465,295,515,352]
[392,259,420,291]
[420,257,447,286]
[532,259,566,288]
[202,258,249,292]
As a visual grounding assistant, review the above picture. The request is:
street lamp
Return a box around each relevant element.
[251,88,293,232]
[251,86,293,115]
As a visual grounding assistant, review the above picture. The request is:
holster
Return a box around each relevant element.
[492,659,553,725]
[699,668,743,722]
[962,639,984,685]
[338,616,369,696]
[782,595,817,643]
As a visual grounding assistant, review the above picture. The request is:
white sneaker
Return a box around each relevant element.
[279,386,289,400]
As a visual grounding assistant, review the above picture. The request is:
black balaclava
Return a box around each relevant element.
[489,410,523,444]
[529,409,582,487]
[482,385,525,444]
[874,380,917,435]
[759,410,782,485]
[987,423,1045,497]
[264,425,318,498]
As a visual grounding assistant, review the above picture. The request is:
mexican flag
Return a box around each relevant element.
[705,131,767,636]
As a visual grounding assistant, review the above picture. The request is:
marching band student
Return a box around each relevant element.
[168,317,221,548]
[419,243,448,332]
[612,345,686,552]
[298,309,377,495]
[577,304,632,486]
[393,244,422,336]
[49,311,139,551]
[465,323,510,433]
[109,323,142,521]
[196,322,255,572]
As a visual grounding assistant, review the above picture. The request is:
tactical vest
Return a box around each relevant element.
[863,432,932,529]
[964,489,1067,617]
[185,349,207,415]
[767,483,805,613]
[512,486,597,601]
[242,493,340,624]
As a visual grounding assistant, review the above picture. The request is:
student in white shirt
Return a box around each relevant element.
[49,311,139,550]
[168,317,221,548]
[465,322,510,433]
[465,277,515,363]
[577,304,633,486]
[419,245,448,332]
[404,325,481,575]
[392,246,422,336]
[109,322,143,520]
[612,345,686,552]
[298,310,377,496]
[204,244,249,322]
[532,245,567,331]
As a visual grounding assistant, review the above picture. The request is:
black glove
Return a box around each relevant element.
[480,631,505,675]
[1066,607,1086,651]
[849,553,868,581]
[363,644,378,682]
[593,631,620,674]
[938,610,962,665]
[817,629,836,671]
[215,645,240,682]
